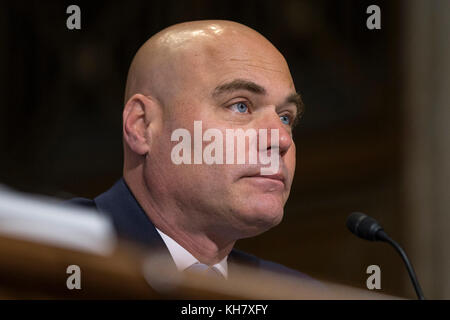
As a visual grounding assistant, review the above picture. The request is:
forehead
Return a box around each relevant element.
[172,35,295,97]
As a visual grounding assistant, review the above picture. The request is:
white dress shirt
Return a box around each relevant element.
[155,227,228,278]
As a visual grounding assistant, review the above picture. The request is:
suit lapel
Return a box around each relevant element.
[94,178,177,271]
[228,248,261,279]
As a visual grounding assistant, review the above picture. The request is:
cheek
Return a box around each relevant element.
[286,143,296,171]
[283,143,296,188]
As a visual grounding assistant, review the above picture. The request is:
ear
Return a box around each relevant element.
[122,94,159,156]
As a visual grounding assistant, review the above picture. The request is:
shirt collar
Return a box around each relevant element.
[155,228,228,278]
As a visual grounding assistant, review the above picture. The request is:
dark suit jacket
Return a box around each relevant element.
[67,178,315,282]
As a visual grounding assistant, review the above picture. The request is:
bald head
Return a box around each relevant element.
[124,20,291,106]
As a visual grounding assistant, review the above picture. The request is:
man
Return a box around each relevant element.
[69,20,311,282]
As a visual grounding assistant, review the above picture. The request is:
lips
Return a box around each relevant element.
[251,173,284,183]
[241,172,286,187]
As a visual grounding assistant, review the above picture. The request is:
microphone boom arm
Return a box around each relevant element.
[376,230,425,300]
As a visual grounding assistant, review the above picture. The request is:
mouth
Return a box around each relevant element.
[241,172,286,189]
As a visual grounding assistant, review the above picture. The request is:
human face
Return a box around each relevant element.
[146,33,300,240]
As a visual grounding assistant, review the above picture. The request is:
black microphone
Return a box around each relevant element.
[346,212,425,300]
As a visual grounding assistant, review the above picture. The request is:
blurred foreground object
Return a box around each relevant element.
[0,185,400,299]
[0,184,116,255]
[0,184,154,298]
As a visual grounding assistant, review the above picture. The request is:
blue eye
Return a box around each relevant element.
[230,102,249,113]
[280,115,290,125]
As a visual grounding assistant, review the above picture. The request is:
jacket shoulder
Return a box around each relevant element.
[230,248,317,282]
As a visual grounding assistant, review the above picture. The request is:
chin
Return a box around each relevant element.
[233,194,285,237]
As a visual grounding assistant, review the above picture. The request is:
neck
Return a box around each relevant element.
[123,168,236,265]
[156,221,235,265]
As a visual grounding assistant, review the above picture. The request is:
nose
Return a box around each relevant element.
[256,109,293,157]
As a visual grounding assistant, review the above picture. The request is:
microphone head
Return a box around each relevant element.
[346,212,384,241]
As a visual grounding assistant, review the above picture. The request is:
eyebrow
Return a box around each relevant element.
[285,92,305,118]
[213,78,305,124]
[213,79,267,97]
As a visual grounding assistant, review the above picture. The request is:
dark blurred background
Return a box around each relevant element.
[1,0,449,299]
